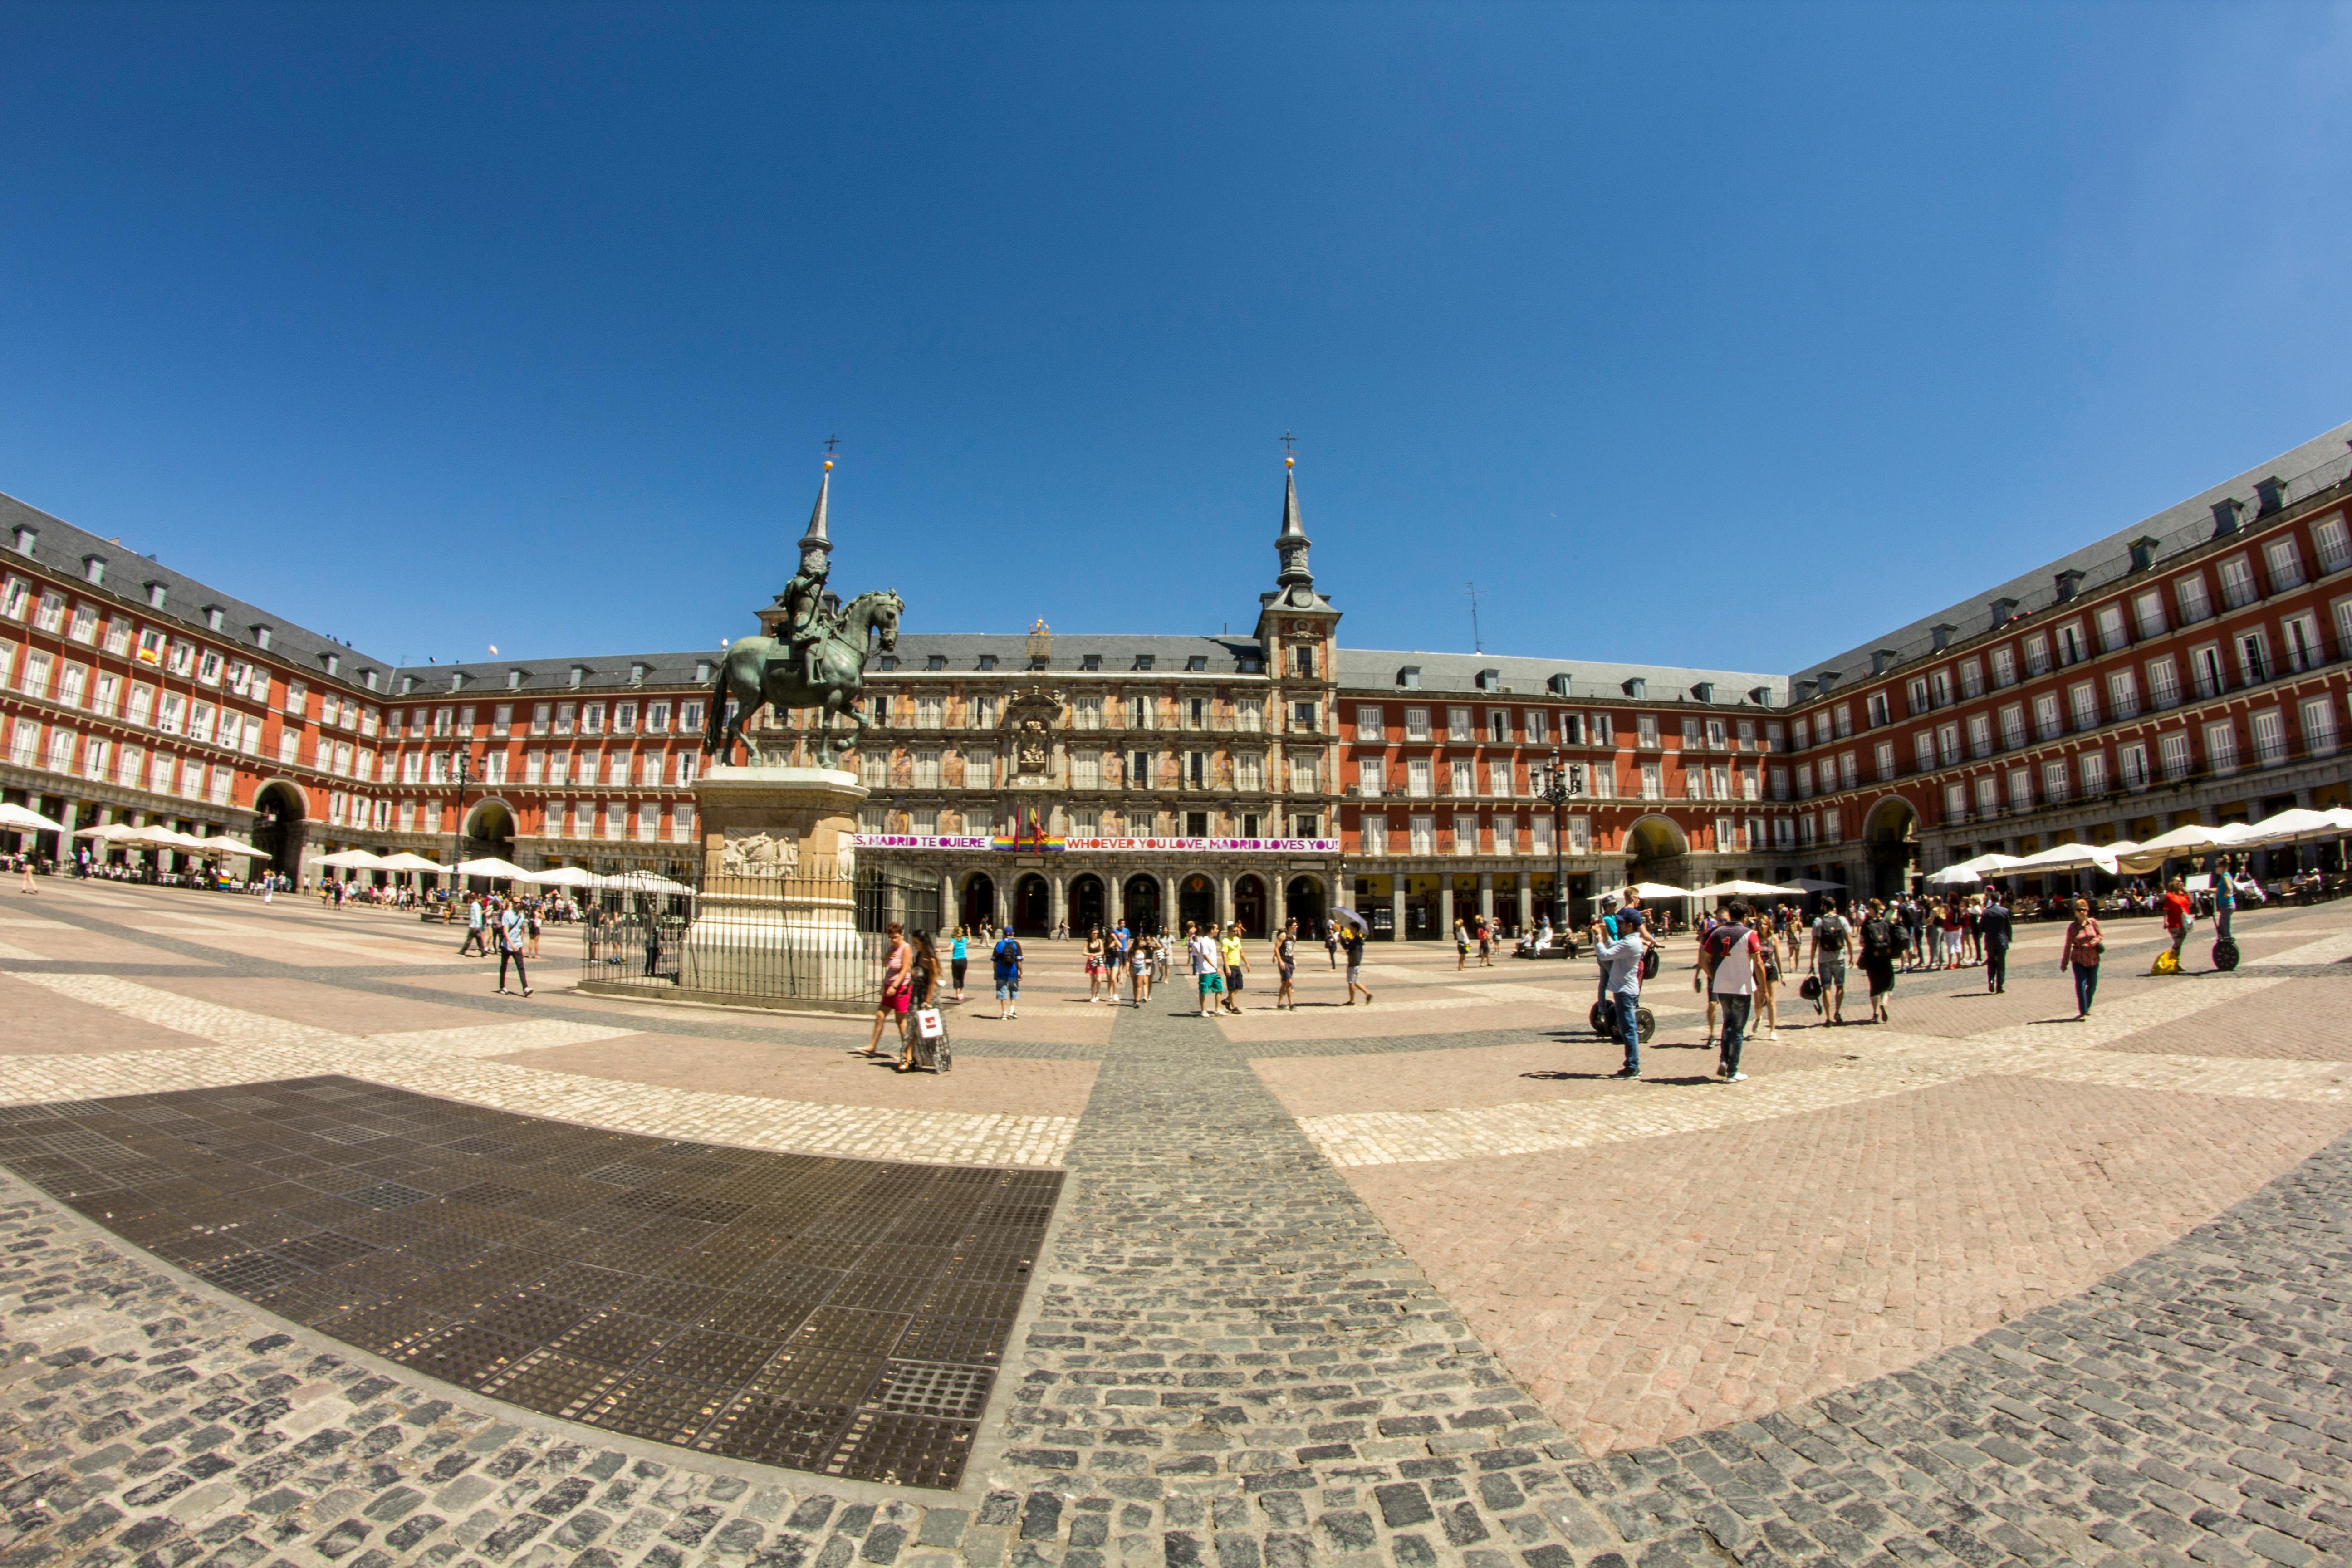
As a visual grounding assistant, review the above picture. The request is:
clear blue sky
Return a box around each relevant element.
[4,3,2349,676]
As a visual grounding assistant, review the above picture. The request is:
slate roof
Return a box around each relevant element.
[1337,648,1788,706]
[0,490,397,695]
[1788,417,2352,692]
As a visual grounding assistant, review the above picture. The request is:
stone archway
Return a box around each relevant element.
[1068,873,1106,934]
[1122,873,1161,934]
[1177,872,1217,932]
[251,780,308,880]
[1233,874,1268,936]
[962,872,997,930]
[1624,814,1690,889]
[1863,795,1921,900]
[463,799,519,871]
[1012,873,1051,935]
[1285,876,1326,934]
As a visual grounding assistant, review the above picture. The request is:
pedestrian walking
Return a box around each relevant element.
[458,895,490,956]
[1084,926,1108,1002]
[1343,925,1372,1005]
[1187,923,1222,1018]
[2060,897,2104,1018]
[860,921,912,1055]
[1859,898,1899,1024]
[494,896,533,996]
[1808,899,1852,1025]
[1130,929,1154,1007]
[898,930,941,1072]
[1326,924,1340,970]
[992,927,1024,1019]
[1454,917,1470,971]
[1272,919,1298,1009]
[1699,898,1764,1081]
[1980,891,2013,993]
[1218,921,1248,1014]
[2160,876,2193,970]
[951,927,970,1000]
[1592,893,1646,1077]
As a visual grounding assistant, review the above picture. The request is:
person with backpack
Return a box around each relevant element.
[1859,898,1899,1024]
[991,927,1024,1019]
[1592,893,1648,1078]
[1698,899,1765,1081]
[1980,890,2013,993]
[1808,898,1852,1025]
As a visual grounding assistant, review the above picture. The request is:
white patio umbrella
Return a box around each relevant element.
[2009,840,2121,875]
[317,848,390,870]
[1784,877,1846,892]
[1924,865,1981,887]
[593,869,694,896]
[72,822,140,842]
[195,835,266,859]
[373,852,449,873]
[2230,807,2340,846]
[120,825,211,851]
[1683,879,1803,898]
[1628,881,1692,900]
[2129,822,2228,858]
[455,856,536,882]
[528,866,599,888]
[0,802,66,833]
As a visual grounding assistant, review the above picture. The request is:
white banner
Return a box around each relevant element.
[1061,837,1338,853]
[850,834,994,850]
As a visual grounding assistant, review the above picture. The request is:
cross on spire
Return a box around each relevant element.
[823,433,841,454]
[1279,430,1297,454]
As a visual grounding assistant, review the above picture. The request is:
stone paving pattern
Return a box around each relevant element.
[0,881,2345,1565]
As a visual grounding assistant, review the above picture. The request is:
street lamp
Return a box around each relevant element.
[1536,746,1572,932]
[448,745,475,906]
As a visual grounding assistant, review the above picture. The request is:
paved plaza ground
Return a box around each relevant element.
[0,880,2347,1568]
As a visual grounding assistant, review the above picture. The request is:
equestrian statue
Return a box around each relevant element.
[700,459,904,768]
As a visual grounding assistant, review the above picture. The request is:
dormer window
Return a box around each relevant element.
[1475,668,1500,691]
[878,654,898,671]
[362,669,380,692]
[145,582,167,610]
[978,653,999,671]
[1186,655,1208,672]
[1547,673,1572,696]
[1397,666,1421,690]
[12,527,35,556]
[1081,653,1101,671]
[927,654,947,670]
[449,670,466,692]
[629,662,648,686]
[251,624,273,650]
[507,668,524,690]
[1237,657,1263,674]
[1622,676,1647,698]
[82,556,104,585]
[199,606,221,632]
[694,660,712,683]
[322,652,340,677]
[568,665,586,689]
[1133,654,1155,671]
[399,674,417,695]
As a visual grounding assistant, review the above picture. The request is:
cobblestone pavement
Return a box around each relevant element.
[0,881,2347,1565]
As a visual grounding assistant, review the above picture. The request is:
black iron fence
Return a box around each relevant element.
[578,857,941,1009]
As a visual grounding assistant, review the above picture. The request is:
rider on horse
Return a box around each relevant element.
[778,545,833,689]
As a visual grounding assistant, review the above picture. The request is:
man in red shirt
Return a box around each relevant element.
[2161,875,2195,968]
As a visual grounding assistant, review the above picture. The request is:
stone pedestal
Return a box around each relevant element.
[677,765,872,1007]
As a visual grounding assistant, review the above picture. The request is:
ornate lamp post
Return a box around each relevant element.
[1536,747,1572,932]
[447,746,475,905]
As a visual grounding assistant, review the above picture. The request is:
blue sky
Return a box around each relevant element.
[4,2,2349,676]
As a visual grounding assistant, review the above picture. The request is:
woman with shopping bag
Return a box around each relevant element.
[900,930,951,1073]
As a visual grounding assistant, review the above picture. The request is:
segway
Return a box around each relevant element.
[2211,937,2240,972]
[1589,996,1656,1044]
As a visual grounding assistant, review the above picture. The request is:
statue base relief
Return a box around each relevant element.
[591,765,877,1013]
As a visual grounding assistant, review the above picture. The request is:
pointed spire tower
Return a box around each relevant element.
[800,456,835,561]
[1264,451,1334,616]
[1254,444,1339,847]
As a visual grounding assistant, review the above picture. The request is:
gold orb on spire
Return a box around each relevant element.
[823,457,833,470]
[1285,455,1294,468]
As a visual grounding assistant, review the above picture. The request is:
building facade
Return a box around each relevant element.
[4,422,2350,935]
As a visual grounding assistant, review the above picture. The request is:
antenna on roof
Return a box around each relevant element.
[1466,581,1485,653]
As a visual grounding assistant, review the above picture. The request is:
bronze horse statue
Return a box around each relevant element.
[701,588,902,767]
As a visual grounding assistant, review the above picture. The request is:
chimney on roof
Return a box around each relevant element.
[2211,497,2244,537]
[2054,568,2086,603]
[1931,623,1957,652]
[1989,597,2018,628]
[2254,475,2286,517]
[2127,535,2161,572]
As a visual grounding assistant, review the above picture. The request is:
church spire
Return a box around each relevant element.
[1274,453,1313,591]
[799,457,834,558]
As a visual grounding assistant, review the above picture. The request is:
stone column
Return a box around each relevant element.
[1438,880,1455,938]
[56,799,76,873]
[1516,879,1534,933]
[1158,870,1176,937]
[1389,880,1406,943]
[1479,872,1495,923]
[1050,872,1068,936]
[1271,873,1288,931]
[1218,872,1234,930]
[939,871,956,932]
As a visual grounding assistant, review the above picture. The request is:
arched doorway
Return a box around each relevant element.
[1178,872,1216,931]
[1625,815,1690,893]
[1233,874,1267,936]
[1068,874,1106,934]
[1013,873,1050,934]
[1285,876,1325,933]
[251,781,307,880]
[1122,873,1161,934]
[962,873,997,930]
[462,801,518,886]
[1863,796,1920,899]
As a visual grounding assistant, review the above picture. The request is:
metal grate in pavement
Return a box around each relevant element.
[0,1074,1058,1488]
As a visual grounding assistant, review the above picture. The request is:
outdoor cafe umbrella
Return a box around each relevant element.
[317,848,390,870]
[195,835,266,860]
[454,856,537,882]
[0,802,66,833]
[373,852,448,873]
[2225,807,2340,847]
[120,825,211,851]
[72,823,140,842]
[528,866,598,889]
[2119,822,2229,871]
[1683,879,1803,898]
[1783,877,1846,892]
[1628,882,1692,900]
[592,869,695,897]
[1923,865,1982,887]
[2008,840,2122,875]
